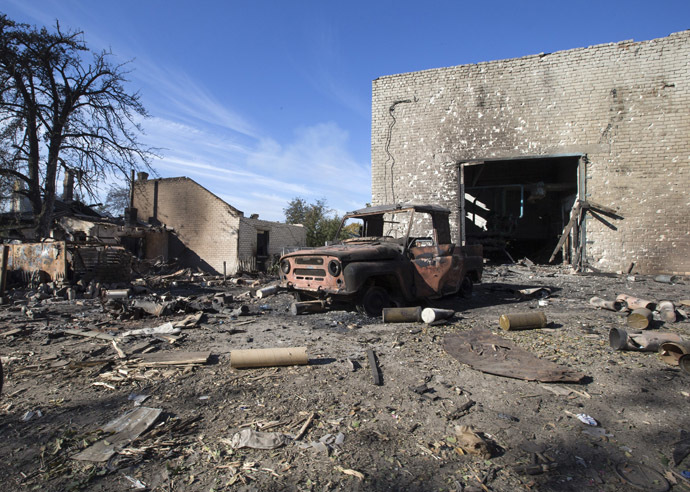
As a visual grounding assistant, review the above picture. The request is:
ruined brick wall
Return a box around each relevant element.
[133,177,241,274]
[238,217,306,270]
[133,177,307,274]
[372,31,690,274]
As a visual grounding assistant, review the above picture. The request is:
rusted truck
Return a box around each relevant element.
[279,204,483,316]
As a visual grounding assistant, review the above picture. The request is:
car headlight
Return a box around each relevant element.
[328,259,341,277]
[281,260,291,274]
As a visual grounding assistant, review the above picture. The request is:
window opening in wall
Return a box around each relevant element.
[462,155,581,264]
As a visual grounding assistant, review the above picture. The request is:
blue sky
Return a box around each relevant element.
[2,1,688,220]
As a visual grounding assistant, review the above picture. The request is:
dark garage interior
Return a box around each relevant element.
[463,155,581,264]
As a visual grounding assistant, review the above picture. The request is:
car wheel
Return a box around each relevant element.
[357,286,392,317]
[459,276,473,297]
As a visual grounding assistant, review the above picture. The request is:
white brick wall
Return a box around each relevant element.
[372,31,690,274]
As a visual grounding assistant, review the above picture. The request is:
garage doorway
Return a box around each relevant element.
[459,155,585,265]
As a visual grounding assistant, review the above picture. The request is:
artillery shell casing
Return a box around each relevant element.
[230,347,308,368]
[499,312,547,331]
[382,306,423,323]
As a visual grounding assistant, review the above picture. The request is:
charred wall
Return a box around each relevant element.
[372,31,690,274]
[133,177,306,275]
[133,177,242,274]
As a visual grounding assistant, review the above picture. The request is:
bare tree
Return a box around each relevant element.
[0,14,155,236]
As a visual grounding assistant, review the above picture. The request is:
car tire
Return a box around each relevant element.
[459,276,473,298]
[357,286,392,317]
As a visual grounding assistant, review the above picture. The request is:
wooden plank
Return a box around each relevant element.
[549,200,582,263]
[0,245,8,295]
[581,200,618,216]
[137,351,210,366]
[72,407,162,462]
[367,349,382,386]
[63,328,116,341]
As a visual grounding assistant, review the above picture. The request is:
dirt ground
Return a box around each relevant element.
[0,264,689,491]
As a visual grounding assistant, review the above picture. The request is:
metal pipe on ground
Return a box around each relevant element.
[103,289,130,300]
[382,306,423,323]
[608,327,683,351]
[589,296,624,312]
[627,308,653,330]
[659,341,690,366]
[616,294,656,311]
[680,354,690,375]
[499,312,547,331]
[230,347,308,369]
[256,285,280,299]
[290,300,327,315]
[421,308,455,324]
[654,275,678,284]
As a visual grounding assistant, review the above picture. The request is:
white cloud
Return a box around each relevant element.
[135,63,258,138]
[141,114,371,222]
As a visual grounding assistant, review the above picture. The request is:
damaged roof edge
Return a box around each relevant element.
[346,203,451,217]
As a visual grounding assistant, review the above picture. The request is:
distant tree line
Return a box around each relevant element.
[283,197,342,247]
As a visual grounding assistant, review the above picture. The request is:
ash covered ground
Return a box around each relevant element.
[0,264,688,491]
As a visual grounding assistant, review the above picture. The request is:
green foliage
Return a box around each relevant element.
[284,197,343,247]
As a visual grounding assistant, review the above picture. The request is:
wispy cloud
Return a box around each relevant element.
[134,62,258,138]
[141,114,370,221]
[3,1,372,222]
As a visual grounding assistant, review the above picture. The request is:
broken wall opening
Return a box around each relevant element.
[461,155,583,264]
[256,230,269,271]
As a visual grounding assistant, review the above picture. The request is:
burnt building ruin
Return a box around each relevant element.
[371,31,689,274]
[133,175,306,274]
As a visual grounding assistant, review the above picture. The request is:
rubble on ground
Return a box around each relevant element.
[0,261,688,491]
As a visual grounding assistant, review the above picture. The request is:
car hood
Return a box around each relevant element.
[282,242,403,262]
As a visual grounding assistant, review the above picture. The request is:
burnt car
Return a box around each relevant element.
[279,204,483,316]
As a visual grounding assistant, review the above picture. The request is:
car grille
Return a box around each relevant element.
[295,257,324,265]
[294,268,326,278]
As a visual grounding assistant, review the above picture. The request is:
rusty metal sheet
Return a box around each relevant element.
[443,328,586,383]
[6,241,67,283]
[410,244,461,296]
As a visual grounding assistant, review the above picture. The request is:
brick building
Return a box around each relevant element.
[371,31,689,274]
[132,176,305,274]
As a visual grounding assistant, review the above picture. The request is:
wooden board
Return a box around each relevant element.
[367,349,382,386]
[63,328,116,341]
[137,351,211,366]
[443,329,586,383]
